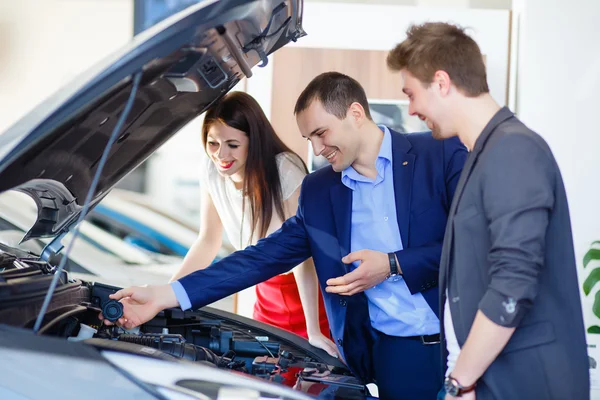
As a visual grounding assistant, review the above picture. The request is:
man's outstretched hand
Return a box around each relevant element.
[98,284,179,330]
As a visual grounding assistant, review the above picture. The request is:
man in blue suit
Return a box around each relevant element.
[103,72,468,399]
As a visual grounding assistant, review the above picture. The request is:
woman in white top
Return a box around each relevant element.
[170,92,337,357]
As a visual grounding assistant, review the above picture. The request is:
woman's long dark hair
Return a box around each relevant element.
[202,91,308,244]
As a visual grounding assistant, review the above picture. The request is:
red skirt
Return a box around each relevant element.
[253,273,331,339]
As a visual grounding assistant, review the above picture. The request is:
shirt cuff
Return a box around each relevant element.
[170,281,192,311]
[478,288,526,328]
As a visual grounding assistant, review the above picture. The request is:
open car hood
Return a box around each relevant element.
[0,0,305,242]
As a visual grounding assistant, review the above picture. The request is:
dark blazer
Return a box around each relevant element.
[179,129,467,380]
[439,107,589,399]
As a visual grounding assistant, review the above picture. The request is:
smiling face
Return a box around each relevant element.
[205,121,249,182]
[401,69,455,140]
[296,100,361,172]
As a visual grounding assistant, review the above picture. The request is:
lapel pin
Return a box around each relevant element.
[402,161,408,166]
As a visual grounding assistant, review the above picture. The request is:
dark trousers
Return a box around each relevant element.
[372,330,443,400]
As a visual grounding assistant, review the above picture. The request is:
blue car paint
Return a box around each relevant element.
[91,204,222,264]
[93,204,189,256]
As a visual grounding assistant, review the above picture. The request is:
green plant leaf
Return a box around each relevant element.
[583,268,600,295]
[588,326,600,334]
[584,248,600,268]
[593,290,600,319]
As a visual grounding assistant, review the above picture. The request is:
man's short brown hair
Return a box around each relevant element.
[294,72,372,120]
[387,22,489,97]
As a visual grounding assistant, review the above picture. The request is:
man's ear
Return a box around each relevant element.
[347,102,368,126]
[432,70,452,97]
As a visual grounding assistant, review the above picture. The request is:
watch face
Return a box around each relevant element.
[444,378,460,397]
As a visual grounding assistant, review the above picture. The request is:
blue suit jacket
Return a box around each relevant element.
[179,129,467,380]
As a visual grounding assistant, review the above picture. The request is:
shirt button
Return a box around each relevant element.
[384,216,389,221]
[337,338,344,346]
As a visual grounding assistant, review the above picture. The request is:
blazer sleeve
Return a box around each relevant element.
[179,178,313,309]
[477,134,554,328]
[397,136,468,294]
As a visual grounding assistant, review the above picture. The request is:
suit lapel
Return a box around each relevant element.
[439,151,476,291]
[390,131,415,246]
[439,107,516,291]
[331,179,352,271]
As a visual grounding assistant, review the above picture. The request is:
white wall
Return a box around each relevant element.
[0,0,133,133]
[516,0,600,323]
[514,0,600,392]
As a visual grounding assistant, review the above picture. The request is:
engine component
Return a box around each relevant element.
[67,323,97,342]
[101,299,123,322]
[252,356,279,376]
[117,333,221,365]
[189,322,281,358]
[230,337,280,357]
[118,332,184,346]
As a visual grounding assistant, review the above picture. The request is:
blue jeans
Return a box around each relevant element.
[437,386,446,400]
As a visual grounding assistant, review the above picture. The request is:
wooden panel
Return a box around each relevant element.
[270,47,407,162]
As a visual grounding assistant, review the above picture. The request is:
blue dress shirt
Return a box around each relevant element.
[171,281,191,310]
[341,126,439,337]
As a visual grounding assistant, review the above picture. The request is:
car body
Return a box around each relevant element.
[0,0,371,399]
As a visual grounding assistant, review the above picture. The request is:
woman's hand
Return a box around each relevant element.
[308,331,341,359]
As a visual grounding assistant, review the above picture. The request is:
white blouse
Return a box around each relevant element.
[201,152,306,250]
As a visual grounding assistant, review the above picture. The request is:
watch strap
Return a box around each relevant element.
[448,375,477,396]
[387,252,399,277]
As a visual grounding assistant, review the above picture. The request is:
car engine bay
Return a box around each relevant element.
[0,245,368,399]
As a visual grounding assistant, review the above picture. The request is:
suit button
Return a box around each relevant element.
[339,299,347,307]
[337,338,343,346]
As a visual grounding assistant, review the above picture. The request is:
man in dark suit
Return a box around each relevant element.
[387,22,589,399]
[103,72,467,399]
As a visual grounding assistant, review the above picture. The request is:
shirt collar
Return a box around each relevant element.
[341,125,392,190]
